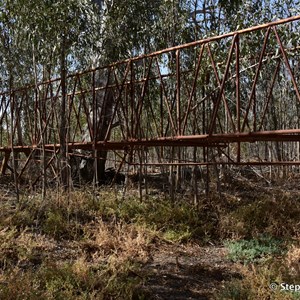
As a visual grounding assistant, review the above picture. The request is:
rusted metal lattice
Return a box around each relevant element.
[1,16,300,189]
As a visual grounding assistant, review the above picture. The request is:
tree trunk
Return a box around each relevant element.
[78,70,114,184]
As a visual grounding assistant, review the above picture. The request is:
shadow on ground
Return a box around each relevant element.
[138,245,242,299]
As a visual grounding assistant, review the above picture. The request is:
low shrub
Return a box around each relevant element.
[225,235,285,264]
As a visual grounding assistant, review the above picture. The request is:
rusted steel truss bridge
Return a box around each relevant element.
[1,16,300,189]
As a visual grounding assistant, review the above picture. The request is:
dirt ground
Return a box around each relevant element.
[139,243,243,299]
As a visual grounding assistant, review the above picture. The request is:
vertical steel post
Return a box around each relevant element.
[176,49,181,190]
[92,70,98,187]
[236,35,241,163]
[176,50,181,135]
[10,92,19,201]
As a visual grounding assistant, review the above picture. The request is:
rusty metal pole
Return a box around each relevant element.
[10,92,19,201]
[236,35,241,163]
[273,27,300,103]
[176,50,181,136]
[241,27,271,132]
[160,83,164,174]
[176,49,181,191]
[92,70,98,189]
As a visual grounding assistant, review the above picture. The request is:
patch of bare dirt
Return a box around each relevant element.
[139,243,243,299]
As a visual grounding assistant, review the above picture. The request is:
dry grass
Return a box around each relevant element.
[0,189,155,299]
[0,177,298,299]
[286,242,300,277]
[216,252,300,300]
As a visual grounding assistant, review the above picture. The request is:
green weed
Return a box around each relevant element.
[225,235,285,264]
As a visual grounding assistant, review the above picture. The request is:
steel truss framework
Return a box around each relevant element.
[1,16,300,187]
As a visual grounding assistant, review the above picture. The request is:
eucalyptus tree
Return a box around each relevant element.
[0,0,196,186]
[0,0,104,187]
[79,0,196,184]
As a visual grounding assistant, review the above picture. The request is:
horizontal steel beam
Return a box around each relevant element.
[1,130,300,153]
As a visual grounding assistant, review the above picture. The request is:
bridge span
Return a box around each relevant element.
[1,15,300,188]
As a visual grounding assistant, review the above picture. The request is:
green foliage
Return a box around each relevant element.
[2,186,299,245]
[42,210,69,239]
[162,228,191,242]
[0,0,101,88]
[225,236,285,264]
[97,194,211,242]
[0,0,196,86]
